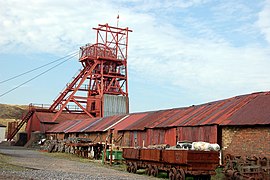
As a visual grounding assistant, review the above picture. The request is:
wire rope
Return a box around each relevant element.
[0,51,78,84]
[0,52,78,98]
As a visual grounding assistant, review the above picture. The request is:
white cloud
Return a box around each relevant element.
[1,0,270,110]
[0,0,121,53]
[258,0,270,44]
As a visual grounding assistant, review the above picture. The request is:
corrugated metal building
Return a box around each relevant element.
[26,112,90,139]
[0,123,6,142]
[103,94,128,117]
[46,91,270,159]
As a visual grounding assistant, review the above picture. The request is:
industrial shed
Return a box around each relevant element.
[26,112,89,139]
[47,91,270,160]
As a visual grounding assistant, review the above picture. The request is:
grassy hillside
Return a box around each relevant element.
[0,104,28,119]
[0,104,28,137]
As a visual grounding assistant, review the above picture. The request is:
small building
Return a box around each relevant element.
[0,123,7,142]
[46,91,270,161]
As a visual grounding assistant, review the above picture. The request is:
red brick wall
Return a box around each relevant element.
[222,126,270,159]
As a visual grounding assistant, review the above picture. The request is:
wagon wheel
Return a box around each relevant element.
[146,164,152,176]
[151,165,159,177]
[127,162,132,173]
[131,162,137,173]
[168,169,174,180]
[169,168,177,180]
[175,168,185,180]
[145,166,149,175]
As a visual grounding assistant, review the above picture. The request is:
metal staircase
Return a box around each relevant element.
[7,110,34,141]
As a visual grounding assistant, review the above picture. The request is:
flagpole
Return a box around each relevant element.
[117,13,119,28]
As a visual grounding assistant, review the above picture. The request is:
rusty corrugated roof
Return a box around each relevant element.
[47,120,79,133]
[47,91,270,134]
[83,114,127,132]
[36,112,90,123]
[65,118,99,133]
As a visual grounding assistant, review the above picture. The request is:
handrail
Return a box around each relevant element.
[80,43,118,60]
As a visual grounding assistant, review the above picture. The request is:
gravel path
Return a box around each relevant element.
[0,146,157,180]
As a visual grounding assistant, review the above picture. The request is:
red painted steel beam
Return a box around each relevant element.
[52,62,99,121]
[49,67,88,111]
[44,23,132,121]
[72,98,94,118]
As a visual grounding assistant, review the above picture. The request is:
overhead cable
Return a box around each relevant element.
[0,52,78,98]
[0,51,78,84]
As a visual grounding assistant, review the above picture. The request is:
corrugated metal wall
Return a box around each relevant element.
[48,125,218,148]
[7,121,18,140]
[165,128,177,145]
[26,114,41,140]
[0,127,6,141]
[103,94,128,117]
[177,125,218,143]
[147,129,177,146]
[120,129,177,147]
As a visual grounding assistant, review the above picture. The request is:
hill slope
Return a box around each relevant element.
[0,104,28,119]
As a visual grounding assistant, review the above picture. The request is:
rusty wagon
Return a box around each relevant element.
[122,147,220,180]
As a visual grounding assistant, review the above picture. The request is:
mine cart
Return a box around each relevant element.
[122,147,220,180]
[223,154,270,180]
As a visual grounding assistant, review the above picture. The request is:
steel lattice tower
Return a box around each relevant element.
[49,24,132,120]
[7,23,132,141]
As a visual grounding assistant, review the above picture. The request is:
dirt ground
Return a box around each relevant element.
[0,145,157,180]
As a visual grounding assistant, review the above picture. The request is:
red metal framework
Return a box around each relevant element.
[49,24,132,121]
[7,23,132,141]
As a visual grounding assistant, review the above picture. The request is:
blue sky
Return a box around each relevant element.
[1,0,270,112]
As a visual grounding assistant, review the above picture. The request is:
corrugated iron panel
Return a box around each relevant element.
[164,128,176,146]
[144,91,270,128]
[122,110,169,131]
[137,131,147,147]
[7,122,18,138]
[47,120,79,133]
[103,94,128,117]
[227,94,270,125]
[146,129,166,145]
[177,125,218,143]
[113,113,148,131]
[26,113,41,133]
[35,112,89,123]
[123,131,131,146]
[64,118,99,133]
[47,91,270,136]
[84,115,126,132]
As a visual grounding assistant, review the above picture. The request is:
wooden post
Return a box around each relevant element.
[109,129,113,166]
[103,139,107,164]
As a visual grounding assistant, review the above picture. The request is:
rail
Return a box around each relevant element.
[79,43,119,61]
[54,104,84,112]
[29,103,51,110]
[66,83,90,91]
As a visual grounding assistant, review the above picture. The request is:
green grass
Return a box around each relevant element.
[0,153,27,171]
[211,167,225,180]
[0,104,28,138]
[43,152,226,180]
[42,152,92,163]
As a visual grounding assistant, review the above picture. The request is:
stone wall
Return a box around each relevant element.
[222,126,270,159]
